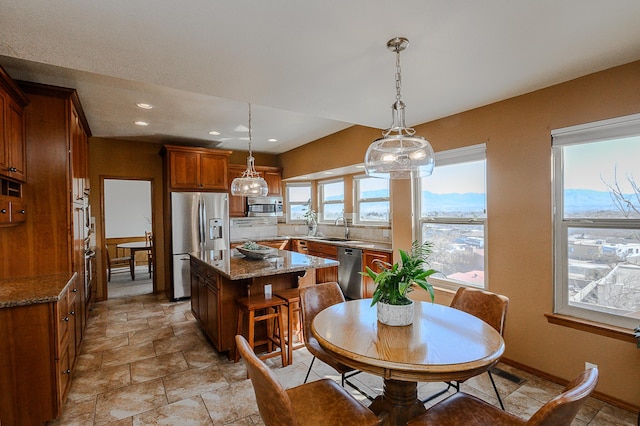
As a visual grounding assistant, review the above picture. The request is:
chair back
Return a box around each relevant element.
[235,335,298,426]
[527,368,598,425]
[145,231,153,245]
[299,282,345,348]
[450,287,509,335]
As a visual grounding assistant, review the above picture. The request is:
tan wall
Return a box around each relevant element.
[89,138,165,300]
[278,60,640,409]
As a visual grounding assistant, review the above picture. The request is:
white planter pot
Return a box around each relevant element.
[377,300,414,326]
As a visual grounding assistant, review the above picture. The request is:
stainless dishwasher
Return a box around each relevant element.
[338,247,363,299]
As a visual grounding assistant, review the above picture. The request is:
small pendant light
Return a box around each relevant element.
[365,37,435,179]
[230,103,269,197]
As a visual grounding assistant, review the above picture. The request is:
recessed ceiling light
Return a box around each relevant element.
[268,138,278,142]
[323,171,333,175]
[356,165,365,168]
[134,121,149,126]
[208,130,220,136]
[136,103,153,109]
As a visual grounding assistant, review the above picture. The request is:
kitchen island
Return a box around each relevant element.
[189,248,338,358]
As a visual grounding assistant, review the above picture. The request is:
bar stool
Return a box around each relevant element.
[235,294,287,366]
[274,287,304,365]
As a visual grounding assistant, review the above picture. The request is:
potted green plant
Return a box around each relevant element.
[361,240,438,326]
[634,325,640,349]
[302,199,318,236]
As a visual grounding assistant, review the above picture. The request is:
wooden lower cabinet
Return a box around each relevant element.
[295,240,338,283]
[0,276,79,426]
[191,258,227,352]
[362,249,393,298]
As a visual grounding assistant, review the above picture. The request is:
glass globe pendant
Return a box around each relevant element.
[365,37,435,179]
[230,103,269,197]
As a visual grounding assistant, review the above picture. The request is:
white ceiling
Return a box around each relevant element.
[1,1,640,155]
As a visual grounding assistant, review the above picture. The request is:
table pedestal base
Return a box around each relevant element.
[368,379,426,425]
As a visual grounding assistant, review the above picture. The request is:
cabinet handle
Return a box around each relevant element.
[18,210,25,214]
[0,209,6,214]
[63,316,69,322]
[8,167,17,172]
[63,369,71,374]
[70,310,75,315]
[72,288,78,292]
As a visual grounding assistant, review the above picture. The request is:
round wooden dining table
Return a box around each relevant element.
[311,298,505,425]
[116,241,152,280]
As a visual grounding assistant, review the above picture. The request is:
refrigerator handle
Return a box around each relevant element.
[198,198,205,245]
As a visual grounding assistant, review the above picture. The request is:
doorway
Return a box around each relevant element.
[103,178,154,298]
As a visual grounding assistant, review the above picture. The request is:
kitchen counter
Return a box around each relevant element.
[190,248,339,280]
[0,272,76,308]
[230,235,393,253]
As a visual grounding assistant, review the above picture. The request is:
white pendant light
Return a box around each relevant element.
[230,103,269,197]
[365,37,435,179]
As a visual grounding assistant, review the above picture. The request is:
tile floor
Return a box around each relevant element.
[47,293,638,425]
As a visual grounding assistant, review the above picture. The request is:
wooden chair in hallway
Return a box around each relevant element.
[106,244,131,281]
[235,334,380,426]
[145,231,153,278]
[408,367,598,426]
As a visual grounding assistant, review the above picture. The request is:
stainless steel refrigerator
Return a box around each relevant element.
[171,192,229,300]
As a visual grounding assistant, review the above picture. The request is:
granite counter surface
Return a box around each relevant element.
[0,273,77,308]
[230,235,393,252]
[190,248,339,280]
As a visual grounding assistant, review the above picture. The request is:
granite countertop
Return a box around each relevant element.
[190,248,339,280]
[230,235,393,253]
[0,272,77,308]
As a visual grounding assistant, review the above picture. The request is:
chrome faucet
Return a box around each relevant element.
[335,215,349,240]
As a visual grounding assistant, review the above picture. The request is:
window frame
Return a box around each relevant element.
[414,143,487,291]
[552,113,640,330]
[353,174,390,225]
[318,178,344,223]
[285,182,312,224]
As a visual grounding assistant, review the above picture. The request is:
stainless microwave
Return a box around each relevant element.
[247,196,283,217]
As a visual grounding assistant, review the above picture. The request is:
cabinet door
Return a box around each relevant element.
[198,275,208,326]
[362,250,392,298]
[6,98,26,182]
[199,153,228,190]
[190,263,202,321]
[9,200,27,224]
[206,283,220,350]
[170,151,200,189]
[228,164,247,217]
[263,170,282,196]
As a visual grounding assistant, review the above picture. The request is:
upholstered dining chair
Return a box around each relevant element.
[299,282,372,399]
[408,367,598,425]
[433,286,510,408]
[235,334,380,426]
[106,244,131,281]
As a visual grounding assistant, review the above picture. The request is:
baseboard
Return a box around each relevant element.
[501,357,639,414]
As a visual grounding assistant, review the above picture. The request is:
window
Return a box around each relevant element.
[354,176,390,224]
[286,182,312,223]
[319,179,344,222]
[552,113,640,329]
[415,144,487,289]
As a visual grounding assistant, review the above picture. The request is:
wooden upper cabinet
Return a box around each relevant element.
[261,167,282,196]
[228,164,248,217]
[0,65,29,183]
[163,145,232,191]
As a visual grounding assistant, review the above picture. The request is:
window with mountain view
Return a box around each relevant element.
[354,176,389,224]
[319,179,344,222]
[416,144,487,289]
[286,182,312,223]
[553,114,640,329]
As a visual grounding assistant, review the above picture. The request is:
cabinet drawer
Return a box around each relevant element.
[56,289,70,350]
[58,347,72,401]
[10,200,26,223]
[204,270,218,289]
[306,241,338,259]
[0,199,9,224]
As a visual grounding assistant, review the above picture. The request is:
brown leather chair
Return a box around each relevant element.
[299,282,371,395]
[106,244,131,281]
[235,334,380,426]
[408,367,598,426]
[441,287,510,408]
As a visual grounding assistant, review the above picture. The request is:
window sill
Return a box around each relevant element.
[545,313,636,344]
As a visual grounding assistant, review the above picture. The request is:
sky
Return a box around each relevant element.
[564,136,640,191]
